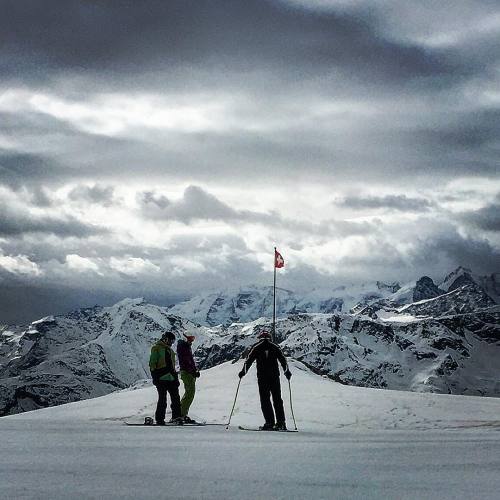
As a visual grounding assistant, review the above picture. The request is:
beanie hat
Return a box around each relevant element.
[183,334,196,343]
[258,331,271,339]
[162,331,176,342]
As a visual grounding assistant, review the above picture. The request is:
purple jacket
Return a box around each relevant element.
[177,339,197,375]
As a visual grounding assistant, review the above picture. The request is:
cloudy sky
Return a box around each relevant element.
[1,0,499,323]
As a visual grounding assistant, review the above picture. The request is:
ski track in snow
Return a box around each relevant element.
[1,361,500,499]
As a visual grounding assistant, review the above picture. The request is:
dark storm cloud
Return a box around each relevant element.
[412,108,500,150]
[1,0,499,322]
[0,180,56,208]
[1,1,498,187]
[0,250,267,324]
[0,231,251,269]
[29,186,54,207]
[335,243,408,280]
[1,0,480,89]
[0,110,158,185]
[409,227,500,276]
[138,186,237,223]
[68,184,116,206]
[0,281,131,325]
[326,221,500,283]
[0,201,108,238]
[0,152,64,187]
[337,194,434,212]
[460,199,500,232]
[137,185,377,237]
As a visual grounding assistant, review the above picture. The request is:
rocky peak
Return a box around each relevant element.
[440,267,474,292]
[479,273,500,304]
[413,276,445,302]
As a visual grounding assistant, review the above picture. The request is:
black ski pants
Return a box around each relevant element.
[257,375,285,425]
[154,380,181,423]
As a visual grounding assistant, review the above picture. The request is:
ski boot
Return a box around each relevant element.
[183,416,197,424]
[259,422,275,431]
[274,422,287,431]
[144,417,154,426]
[168,417,184,425]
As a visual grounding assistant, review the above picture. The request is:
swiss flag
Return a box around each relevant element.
[274,249,284,269]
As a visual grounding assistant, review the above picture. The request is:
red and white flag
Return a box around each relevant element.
[274,249,284,269]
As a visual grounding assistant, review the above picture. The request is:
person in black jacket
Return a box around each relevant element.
[238,331,292,430]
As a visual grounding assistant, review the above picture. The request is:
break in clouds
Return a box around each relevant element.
[0,0,499,322]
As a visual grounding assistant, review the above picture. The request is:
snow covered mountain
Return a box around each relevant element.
[197,304,500,396]
[0,298,217,415]
[166,268,499,326]
[166,281,404,327]
[439,266,500,304]
[1,268,499,416]
[167,285,298,327]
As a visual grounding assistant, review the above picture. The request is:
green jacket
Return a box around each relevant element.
[149,340,177,382]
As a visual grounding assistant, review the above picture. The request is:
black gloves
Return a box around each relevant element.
[284,369,292,380]
[238,370,245,379]
[195,371,200,378]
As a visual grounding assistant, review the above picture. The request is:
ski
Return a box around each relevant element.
[168,420,226,426]
[238,425,298,433]
[124,422,191,427]
[124,421,225,427]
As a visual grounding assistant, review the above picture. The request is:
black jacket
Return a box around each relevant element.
[242,339,288,380]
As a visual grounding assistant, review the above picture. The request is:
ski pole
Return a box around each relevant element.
[225,378,242,430]
[288,378,298,431]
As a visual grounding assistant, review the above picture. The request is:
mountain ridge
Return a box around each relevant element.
[1,266,499,416]
[167,267,499,326]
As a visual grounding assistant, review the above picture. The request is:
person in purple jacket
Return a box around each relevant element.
[176,333,200,423]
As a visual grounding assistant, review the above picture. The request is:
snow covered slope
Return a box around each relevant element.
[10,360,500,432]
[1,362,500,500]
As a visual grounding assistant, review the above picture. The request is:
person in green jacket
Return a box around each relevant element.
[177,334,201,423]
[149,331,183,425]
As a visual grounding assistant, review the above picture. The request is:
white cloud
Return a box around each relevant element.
[109,257,160,276]
[0,89,233,137]
[170,256,207,276]
[65,254,100,273]
[0,254,42,276]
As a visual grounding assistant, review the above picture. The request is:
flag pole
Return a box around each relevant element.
[273,246,277,342]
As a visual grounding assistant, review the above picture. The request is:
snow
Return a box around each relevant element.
[166,281,406,327]
[385,281,416,304]
[440,266,473,291]
[398,287,458,310]
[31,315,55,325]
[376,310,420,323]
[1,361,500,499]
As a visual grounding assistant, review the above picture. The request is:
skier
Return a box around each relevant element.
[238,331,292,430]
[177,333,201,423]
[149,331,183,425]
